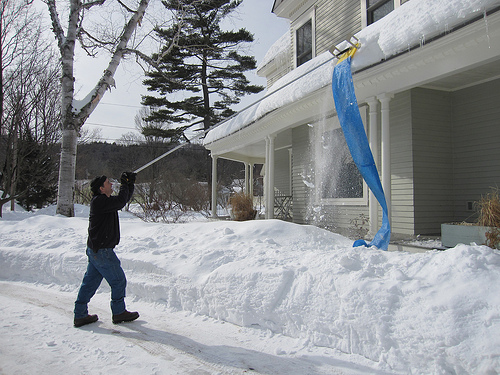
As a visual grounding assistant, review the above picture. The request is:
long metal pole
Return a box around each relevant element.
[133,129,207,174]
[132,55,337,175]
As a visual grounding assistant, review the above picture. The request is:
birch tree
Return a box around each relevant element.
[46,0,151,217]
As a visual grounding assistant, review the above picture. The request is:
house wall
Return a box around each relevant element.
[411,88,454,235]
[268,2,500,240]
[315,0,361,55]
[274,148,291,195]
[389,80,500,237]
[267,0,361,87]
[389,91,415,236]
[451,78,500,222]
[291,125,312,224]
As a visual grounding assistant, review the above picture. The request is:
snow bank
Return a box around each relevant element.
[1,206,499,373]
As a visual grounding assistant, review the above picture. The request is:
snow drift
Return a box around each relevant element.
[1,206,499,373]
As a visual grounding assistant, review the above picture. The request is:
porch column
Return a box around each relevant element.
[367,97,379,236]
[265,135,276,219]
[211,154,218,218]
[378,93,393,221]
[244,163,249,194]
[249,163,254,197]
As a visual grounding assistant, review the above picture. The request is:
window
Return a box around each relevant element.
[317,127,363,201]
[296,20,312,67]
[367,0,394,25]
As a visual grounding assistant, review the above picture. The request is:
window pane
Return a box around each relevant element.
[296,20,312,67]
[367,0,394,24]
[319,128,363,199]
[372,2,394,23]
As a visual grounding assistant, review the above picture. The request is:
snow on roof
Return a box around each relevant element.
[204,0,498,145]
[256,31,291,71]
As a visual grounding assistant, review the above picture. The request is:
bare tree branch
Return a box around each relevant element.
[76,0,150,125]
[116,0,135,13]
[81,0,107,10]
[46,0,66,51]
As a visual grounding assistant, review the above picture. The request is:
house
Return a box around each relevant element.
[204,0,500,241]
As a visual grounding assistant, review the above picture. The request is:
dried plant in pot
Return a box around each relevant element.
[442,188,500,249]
[476,188,500,249]
[229,192,257,221]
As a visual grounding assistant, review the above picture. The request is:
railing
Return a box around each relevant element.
[274,195,292,221]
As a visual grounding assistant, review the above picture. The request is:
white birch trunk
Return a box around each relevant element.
[54,0,78,216]
[48,0,150,216]
[56,129,78,217]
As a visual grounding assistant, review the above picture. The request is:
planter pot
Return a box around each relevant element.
[441,223,492,248]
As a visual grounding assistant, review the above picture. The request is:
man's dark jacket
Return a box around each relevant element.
[87,183,134,251]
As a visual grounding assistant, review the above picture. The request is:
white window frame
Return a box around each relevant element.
[293,7,315,69]
[313,107,369,206]
[361,0,404,28]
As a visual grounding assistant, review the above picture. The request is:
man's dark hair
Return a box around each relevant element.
[90,176,107,196]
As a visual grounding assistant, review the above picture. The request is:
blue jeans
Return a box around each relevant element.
[74,247,127,318]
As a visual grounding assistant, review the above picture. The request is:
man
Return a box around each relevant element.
[73,172,139,328]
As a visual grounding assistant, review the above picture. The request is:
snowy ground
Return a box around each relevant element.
[1,204,499,374]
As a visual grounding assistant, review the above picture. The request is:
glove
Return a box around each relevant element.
[120,172,137,184]
[120,172,129,184]
[128,172,137,184]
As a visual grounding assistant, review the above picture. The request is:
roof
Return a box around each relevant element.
[204,0,500,146]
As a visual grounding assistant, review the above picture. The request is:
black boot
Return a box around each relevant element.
[112,310,139,324]
[74,314,98,328]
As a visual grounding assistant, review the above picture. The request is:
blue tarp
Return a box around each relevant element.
[331,56,391,250]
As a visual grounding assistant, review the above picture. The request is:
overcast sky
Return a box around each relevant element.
[67,0,289,143]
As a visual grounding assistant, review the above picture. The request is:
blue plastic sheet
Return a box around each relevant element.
[331,56,391,250]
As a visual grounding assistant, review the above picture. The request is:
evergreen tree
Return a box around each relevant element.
[16,138,58,211]
[142,0,264,138]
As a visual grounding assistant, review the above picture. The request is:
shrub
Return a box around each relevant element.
[476,187,500,227]
[229,192,256,221]
[476,187,500,249]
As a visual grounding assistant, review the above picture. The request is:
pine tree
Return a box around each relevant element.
[142,0,264,138]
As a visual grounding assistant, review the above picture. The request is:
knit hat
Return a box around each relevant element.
[90,175,107,196]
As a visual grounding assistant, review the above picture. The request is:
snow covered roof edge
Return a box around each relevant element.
[257,31,291,72]
[204,0,499,146]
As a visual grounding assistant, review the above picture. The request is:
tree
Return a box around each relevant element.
[46,0,152,217]
[0,0,60,216]
[142,0,264,139]
[0,0,37,137]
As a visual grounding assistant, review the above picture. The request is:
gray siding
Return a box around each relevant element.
[390,91,415,236]
[315,205,369,239]
[451,78,500,222]
[316,0,361,56]
[275,148,291,195]
[411,88,454,235]
[291,125,312,224]
[390,81,500,236]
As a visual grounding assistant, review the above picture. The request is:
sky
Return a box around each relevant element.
[66,0,290,143]
[0,203,499,374]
